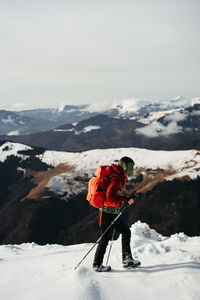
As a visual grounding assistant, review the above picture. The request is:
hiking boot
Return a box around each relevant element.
[93,265,111,272]
[122,255,141,268]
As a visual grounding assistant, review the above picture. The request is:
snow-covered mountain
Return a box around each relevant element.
[0,221,200,300]
[1,140,200,200]
[136,103,200,138]
[1,96,199,136]
[0,141,200,246]
[0,110,60,136]
[4,102,200,151]
[1,140,200,185]
[40,145,200,191]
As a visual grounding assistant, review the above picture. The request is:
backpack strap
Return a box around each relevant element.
[98,166,114,227]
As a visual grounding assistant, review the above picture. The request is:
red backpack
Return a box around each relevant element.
[86,165,112,208]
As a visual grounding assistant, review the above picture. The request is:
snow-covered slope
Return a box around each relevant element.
[0,110,59,136]
[0,141,32,162]
[136,104,200,138]
[37,146,200,199]
[0,221,199,300]
[82,96,193,116]
[40,147,200,178]
[136,109,178,125]
[1,141,200,200]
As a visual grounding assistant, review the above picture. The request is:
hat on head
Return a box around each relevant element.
[118,156,135,178]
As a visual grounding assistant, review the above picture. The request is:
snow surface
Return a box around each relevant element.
[0,142,32,162]
[137,109,178,125]
[1,142,200,298]
[0,221,199,300]
[39,147,200,180]
[82,125,101,133]
[53,128,74,132]
[47,172,86,200]
[7,130,20,136]
[2,115,16,125]
[74,125,102,135]
[1,141,200,200]
[39,147,200,199]
[112,98,148,115]
[83,96,193,116]
[53,126,101,135]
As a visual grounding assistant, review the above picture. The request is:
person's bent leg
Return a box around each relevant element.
[93,212,114,267]
[114,217,132,261]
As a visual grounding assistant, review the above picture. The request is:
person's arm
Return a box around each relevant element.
[106,174,131,205]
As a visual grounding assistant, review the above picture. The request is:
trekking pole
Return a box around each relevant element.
[106,228,115,266]
[74,205,128,270]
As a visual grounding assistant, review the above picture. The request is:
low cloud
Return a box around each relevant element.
[190,110,200,116]
[192,98,200,106]
[136,120,183,137]
[0,102,26,111]
[164,110,188,122]
[82,101,112,113]
[84,98,149,114]
[112,98,140,115]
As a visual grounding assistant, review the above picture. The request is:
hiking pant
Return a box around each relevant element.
[93,212,132,267]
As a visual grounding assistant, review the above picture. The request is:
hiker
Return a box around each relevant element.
[93,156,140,272]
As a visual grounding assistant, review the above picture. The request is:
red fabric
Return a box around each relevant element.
[103,164,130,207]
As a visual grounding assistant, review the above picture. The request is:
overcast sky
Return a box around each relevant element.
[0,0,200,110]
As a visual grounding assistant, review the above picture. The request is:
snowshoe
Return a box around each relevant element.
[122,256,141,268]
[93,265,111,272]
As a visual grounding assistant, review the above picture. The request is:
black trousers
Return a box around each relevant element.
[93,212,132,266]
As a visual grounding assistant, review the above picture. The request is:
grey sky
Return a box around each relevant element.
[0,0,200,110]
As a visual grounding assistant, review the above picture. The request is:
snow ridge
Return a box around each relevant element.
[0,221,200,300]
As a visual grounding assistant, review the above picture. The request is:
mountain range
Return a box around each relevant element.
[1,96,199,136]
[1,96,200,246]
[2,102,200,151]
[0,141,200,246]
